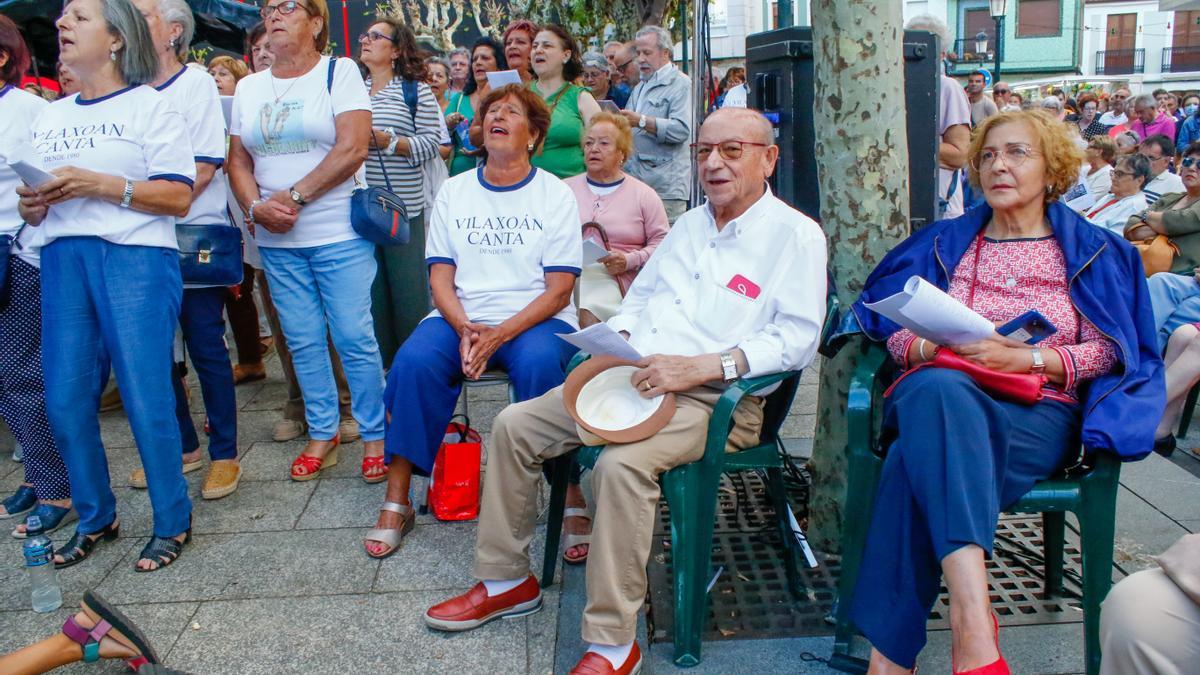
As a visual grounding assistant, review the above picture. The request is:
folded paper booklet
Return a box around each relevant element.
[864,275,995,345]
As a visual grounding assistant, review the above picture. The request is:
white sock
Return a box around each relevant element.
[482,577,526,597]
[587,642,634,669]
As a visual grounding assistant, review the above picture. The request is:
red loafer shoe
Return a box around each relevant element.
[424,575,542,631]
[570,643,642,675]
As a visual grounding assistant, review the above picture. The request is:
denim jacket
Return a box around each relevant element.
[623,64,693,201]
[849,201,1165,460]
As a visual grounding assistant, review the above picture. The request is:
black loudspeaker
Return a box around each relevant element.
[746,27,941,230]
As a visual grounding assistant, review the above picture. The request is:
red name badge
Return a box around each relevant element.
[726,274,761,299]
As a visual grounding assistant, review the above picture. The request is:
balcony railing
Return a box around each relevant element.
[949,37,994,67]
[1095,49,1144,75]
[1163,46,1200,73]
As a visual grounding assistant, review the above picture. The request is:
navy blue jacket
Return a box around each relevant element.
[850,201,1164,461]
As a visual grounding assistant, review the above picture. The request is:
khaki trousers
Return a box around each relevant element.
[1100,567,1200,675]
[473,383,764,645]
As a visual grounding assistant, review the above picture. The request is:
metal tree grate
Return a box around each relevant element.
[645,471,1096,644]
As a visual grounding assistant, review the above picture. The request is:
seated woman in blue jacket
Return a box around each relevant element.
[850,109,1164,674]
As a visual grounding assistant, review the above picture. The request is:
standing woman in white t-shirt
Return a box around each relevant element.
[226,0,387,483]
[17,0,197,571]
[0,16,74,540]
[363,85,581,559]
[127,0,241,501]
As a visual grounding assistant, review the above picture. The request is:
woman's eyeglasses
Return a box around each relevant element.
[260,1,308,19]
[971,144,1040,171]
[1112,169,1136,179]
[690,140,770,161]
[358,31,396,44]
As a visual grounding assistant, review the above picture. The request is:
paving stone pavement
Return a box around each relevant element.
[0,352,1196,674]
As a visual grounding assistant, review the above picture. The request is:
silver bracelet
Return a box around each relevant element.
[119,179,134,208]
[918,338,930,361]
[246,199,264,226]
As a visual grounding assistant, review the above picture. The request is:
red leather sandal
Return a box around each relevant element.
[290,435,340,481]
[361,454,388,483]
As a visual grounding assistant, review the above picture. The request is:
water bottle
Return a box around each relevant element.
[23,518,62,613]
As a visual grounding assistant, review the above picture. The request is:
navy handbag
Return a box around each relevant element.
[325,57,409,247]
[176,223,244,287]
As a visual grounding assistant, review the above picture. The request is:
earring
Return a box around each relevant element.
[109,50,117,61]
[169,37,178,49]
[527,142,535,152]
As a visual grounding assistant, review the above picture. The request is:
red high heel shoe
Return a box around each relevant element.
[290,435,340,482]
[953,613,1010,675]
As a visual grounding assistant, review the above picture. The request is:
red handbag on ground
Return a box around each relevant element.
[428,416,482,521]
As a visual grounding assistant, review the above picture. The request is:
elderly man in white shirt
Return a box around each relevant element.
[421,107,827,675]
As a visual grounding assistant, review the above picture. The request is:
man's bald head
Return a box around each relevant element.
[703,108,775,146]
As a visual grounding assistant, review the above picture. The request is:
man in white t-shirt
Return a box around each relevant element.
[1100,87,1131,126]
[422,108,827,675]
[907,15,971,221]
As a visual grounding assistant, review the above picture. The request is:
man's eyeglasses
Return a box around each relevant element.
[1112,169,1137,179]
[260,1,308,19]
[971,144,1040,171]
[994,88,1010,95]
[358,31,395,44]
[616,59,633,70]
[691,140,770,162]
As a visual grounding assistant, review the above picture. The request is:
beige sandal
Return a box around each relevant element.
[363,502,415,560]
[562,507,592,565]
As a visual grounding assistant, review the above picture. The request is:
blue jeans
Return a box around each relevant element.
[1147,272,1200,352]
[258,238,385,441]
[174,287,237,461]
[383,316,577,475]
[40,237,191,538]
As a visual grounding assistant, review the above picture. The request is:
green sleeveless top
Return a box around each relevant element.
[529,82,586,179]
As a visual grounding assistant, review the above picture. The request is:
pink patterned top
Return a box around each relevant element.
[886,236,1117,401]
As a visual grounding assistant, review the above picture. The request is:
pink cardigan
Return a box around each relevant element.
[564,173,670,292]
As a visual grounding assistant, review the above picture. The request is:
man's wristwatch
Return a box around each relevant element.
[1030,347,1046,375]
[719,352,738,383]
[638,114,647,129]
[288,187,308,207]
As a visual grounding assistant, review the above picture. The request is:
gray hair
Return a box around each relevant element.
[635,25,673,53]
[158,0,194,60]
[424,55,450,77]
[1118,152,1151,189]
[603,40,624,52]
[581,51,608,71]
[1131,92,1157,111]
[448,46,469,61]
[905,14,951,53]
[101,0,159,86]
[1039,97,1063,113]
[1115,130,1141,149]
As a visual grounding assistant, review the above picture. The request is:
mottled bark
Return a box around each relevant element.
[807,0,910,552]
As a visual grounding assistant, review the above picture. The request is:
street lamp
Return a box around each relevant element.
[990,0,1007,81]
[975,31,989,59]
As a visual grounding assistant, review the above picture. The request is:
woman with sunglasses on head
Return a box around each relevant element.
[358,17,443,409]
[851,109,1161,674]
[227,0,387,483]
[18,0,198,571]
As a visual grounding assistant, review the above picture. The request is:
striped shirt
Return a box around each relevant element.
[365,77,443,217]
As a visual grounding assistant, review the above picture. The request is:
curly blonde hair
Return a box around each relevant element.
[967,109,1084,202]
[582,112,634,162]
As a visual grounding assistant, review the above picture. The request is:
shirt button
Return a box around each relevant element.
[675,299,681,305]
[694,273,700,280]
[651,328,658,334]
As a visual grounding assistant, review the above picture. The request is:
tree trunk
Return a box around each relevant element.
[807,0,911,553]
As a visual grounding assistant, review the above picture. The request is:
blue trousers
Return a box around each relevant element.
[0,258,69,500]
[40,237,191,537]
[1146,271,1200,352]
[849,368,1079,668]
[259,239,385,441]
[173,287,237,461]
[383,316,577,474]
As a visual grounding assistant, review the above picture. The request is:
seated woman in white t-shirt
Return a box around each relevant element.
[227,0,387,484]
[17,0,196,572]
[363,84,582,559]
[1085,153,1150,235]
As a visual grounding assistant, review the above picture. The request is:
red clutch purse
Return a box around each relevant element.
[928,347,1046,404]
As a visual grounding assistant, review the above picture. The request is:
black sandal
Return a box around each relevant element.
[135,528,192,572]
[54,521,120,569]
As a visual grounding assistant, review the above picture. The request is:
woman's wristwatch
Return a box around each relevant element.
[384,128,400,156]
[1030,347,1046,375]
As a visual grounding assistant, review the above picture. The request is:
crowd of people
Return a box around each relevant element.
[1,3,1197,674]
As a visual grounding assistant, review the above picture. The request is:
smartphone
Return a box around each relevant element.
[997,310,1058,345]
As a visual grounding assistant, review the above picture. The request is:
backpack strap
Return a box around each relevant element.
[326,56,336,93]
[401,79,418,125]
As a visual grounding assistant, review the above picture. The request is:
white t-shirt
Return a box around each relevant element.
[0,85,48,266]
[32,85,197,249]
[425,167,582,327]
[937,74,971,220]
[230,56,371,248]
[155,66,229,226]
[1099,111,1128,126]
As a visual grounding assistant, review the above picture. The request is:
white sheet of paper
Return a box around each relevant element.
[220,96,234,129]
[582,239,609,264]
[486,69,523,90]
[9,159,56,189]
[864,275,995,345]
[556,323,643,362]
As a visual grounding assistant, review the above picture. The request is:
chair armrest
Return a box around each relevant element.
[700,371,800,468]
[848,342,890,460]
[566,351,591,374]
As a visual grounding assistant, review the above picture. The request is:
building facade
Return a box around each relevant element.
[1080,0,1200,92]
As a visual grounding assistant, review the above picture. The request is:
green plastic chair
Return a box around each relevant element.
[829,342,1122,675]
[540,297,840,667]
[1176,381,1200,438]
